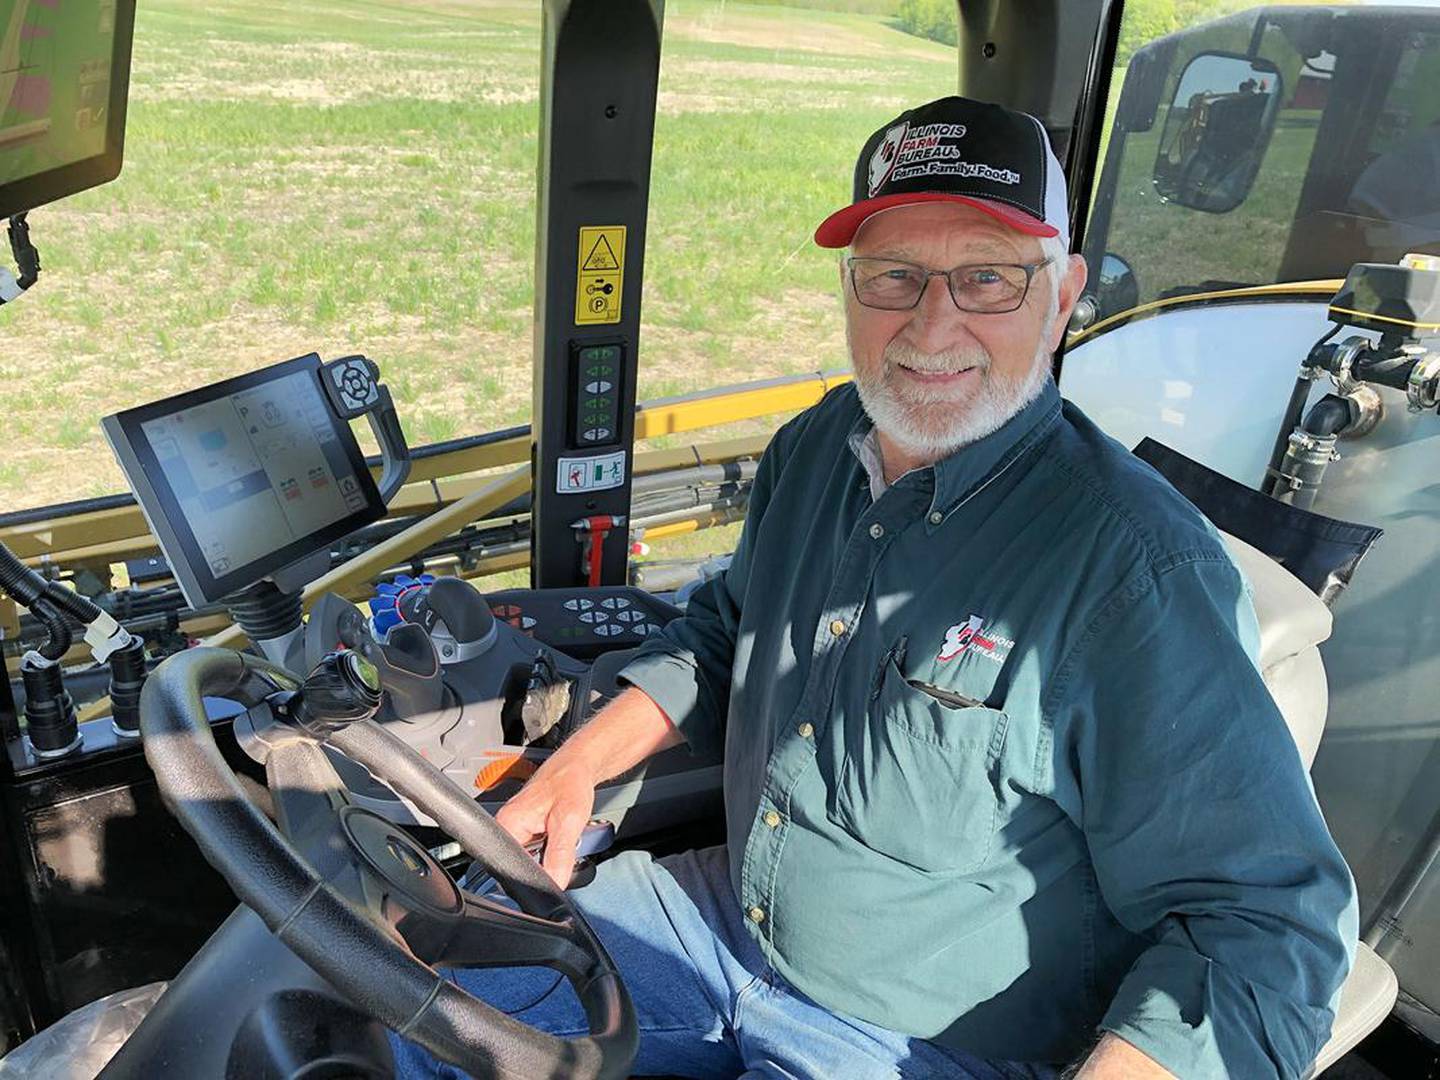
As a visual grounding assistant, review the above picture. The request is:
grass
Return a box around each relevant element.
[0,0,955,525]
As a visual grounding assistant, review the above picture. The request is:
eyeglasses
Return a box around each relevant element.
[846,256,1054,314]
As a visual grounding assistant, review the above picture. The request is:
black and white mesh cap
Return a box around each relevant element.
[815,96,1069,250]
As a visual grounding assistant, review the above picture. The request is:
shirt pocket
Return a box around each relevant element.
[834,654,1009,874]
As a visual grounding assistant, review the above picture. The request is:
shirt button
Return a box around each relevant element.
[763,810,782,828]
[748,906,766,924]
[929,511,943,525]
[868,523,885,539]
[797,722,814,738]
[829,619,847,637]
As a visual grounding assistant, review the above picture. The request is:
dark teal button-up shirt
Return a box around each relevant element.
[618,379,1356,1077]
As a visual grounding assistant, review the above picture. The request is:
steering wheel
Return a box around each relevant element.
[134,646,637,1079]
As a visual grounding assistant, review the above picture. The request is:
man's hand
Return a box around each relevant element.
[1067,1033,1176,1079]
[495,756,600,888]
[493,685,682,888]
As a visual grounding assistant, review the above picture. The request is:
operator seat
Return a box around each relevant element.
[1220,532,1399,1077]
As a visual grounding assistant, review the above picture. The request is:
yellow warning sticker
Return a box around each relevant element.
[575,225,626,325]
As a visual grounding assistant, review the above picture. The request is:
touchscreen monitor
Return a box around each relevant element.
[0,0,134,217]
[103,354,385,609]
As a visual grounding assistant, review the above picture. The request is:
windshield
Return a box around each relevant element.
[1085,4,1440,309]
[0,0,955,516]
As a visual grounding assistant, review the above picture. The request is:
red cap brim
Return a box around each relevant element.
[813,192,1058,249]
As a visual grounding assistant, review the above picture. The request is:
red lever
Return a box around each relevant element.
[572,515,626,587]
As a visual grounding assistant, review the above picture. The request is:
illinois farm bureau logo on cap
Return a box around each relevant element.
[867,119,1021,199]
[868,121,908,196]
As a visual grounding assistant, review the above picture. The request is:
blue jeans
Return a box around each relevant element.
[389,845,1059,1079]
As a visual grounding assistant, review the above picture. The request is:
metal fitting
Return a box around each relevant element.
[1406,351,1440,412]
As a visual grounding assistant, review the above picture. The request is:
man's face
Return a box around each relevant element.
[842,201,1082,461]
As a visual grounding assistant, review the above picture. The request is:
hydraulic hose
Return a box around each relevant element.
[0,541,47,608]
[0,539,105,624]
[1262,324,1342,498]
[3,538,147,743]
[1301,395,1353,438]
[29,597,72,662]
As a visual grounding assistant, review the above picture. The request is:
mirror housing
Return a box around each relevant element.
[1153,52,1283,212]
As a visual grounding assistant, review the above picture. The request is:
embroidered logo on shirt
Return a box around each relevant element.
[937,615,1014,665]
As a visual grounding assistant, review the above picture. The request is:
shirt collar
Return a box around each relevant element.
[845,378,1061,520]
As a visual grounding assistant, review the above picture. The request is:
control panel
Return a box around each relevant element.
[487,585,676,659]
[295,576,695,829]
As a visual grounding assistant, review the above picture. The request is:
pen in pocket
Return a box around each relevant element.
[906,679,985,709]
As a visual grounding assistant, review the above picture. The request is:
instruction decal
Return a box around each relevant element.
[575,225,626,326]
[557,450,627,494]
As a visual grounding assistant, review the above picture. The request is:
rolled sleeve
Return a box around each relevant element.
[616,571,740,758]
[1049,554,1358,1079]
[617,425,790,758]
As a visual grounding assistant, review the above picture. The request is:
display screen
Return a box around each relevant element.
[140,370,371,580]
[103,355,385,608]
[0,0,132,217]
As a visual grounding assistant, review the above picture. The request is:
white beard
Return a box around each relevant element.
[852,334,1053,462]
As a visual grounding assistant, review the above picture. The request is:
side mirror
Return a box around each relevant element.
[1152,52,1283,212]
[1115,47,1168,134]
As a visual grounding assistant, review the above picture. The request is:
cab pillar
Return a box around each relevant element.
[531,0,664,588]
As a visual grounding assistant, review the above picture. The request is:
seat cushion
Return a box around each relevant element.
[1221,532,1333,670]
[1221,532,1333,767]
[1305,942,1399,1077]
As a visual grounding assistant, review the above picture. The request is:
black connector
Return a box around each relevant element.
[20,653,80,759]
[108,636,147,736]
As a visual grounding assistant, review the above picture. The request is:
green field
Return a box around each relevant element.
[0,0,954,512]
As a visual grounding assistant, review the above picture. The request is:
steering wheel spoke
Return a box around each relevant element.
[401,889,596,978]
[265,740,354,871]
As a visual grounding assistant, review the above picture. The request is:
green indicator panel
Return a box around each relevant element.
[569,341,624,449]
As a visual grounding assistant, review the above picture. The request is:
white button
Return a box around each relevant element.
[763,810,781,828]
[869,523,884,539]
[748,906,766,924]
[829,619,846,637]
[929,511,943,525]
[797,722,814,738]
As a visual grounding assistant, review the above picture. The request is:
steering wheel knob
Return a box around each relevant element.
[288,650,384,734]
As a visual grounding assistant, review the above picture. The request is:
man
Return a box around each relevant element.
[394,96,1356,1079]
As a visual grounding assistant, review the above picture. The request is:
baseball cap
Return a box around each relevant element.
[814,96,1070,251]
